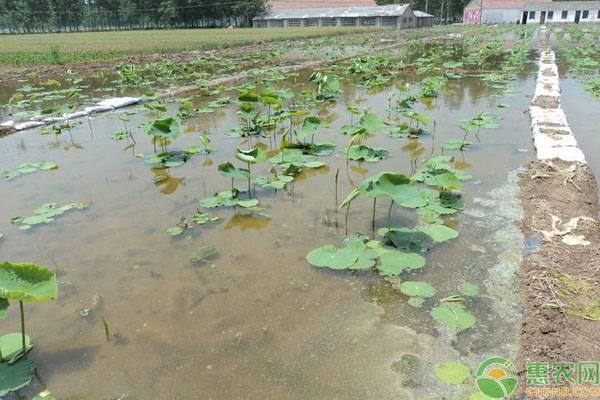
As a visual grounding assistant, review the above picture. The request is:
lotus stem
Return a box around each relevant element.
[247,163,252,199]
[387,200,395,230]
[334,168,340,209]
[345,202,351,236]
[372,197,377,232]
[19,300,26,356]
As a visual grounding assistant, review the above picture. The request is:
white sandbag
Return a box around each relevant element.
[15,121,46,131]
[536,145,586,163]
[63,111,89,120]
[97,97,141,109]
[534,132,578,149]
[84,105,113,114]
[43,117,66,123]
[533,124,572,138]
[530,106,569,128]
[0,120,15,128]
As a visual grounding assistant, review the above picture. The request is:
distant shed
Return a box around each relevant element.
[414,10,434,27]
[253,5,419,29]
[269,0,377,10]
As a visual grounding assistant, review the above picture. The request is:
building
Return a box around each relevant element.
[269,0,377,9]
[521,1,600,24]
[463,0,548,24]
[254,4,420,28]
[464,0,600,24]
[414,10,434,27]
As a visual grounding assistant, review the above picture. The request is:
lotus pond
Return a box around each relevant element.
[0,26,581,399]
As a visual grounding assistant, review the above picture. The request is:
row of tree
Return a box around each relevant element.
[0,0,268,33]
[376,0,470,22]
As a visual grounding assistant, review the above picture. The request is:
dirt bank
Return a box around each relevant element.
[517,159,600,393]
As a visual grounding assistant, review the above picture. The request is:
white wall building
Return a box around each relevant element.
[522,1,600,24]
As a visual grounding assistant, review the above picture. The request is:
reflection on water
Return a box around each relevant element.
[0,61,541,399]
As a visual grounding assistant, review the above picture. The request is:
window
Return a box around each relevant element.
[409,17,413,22]
[360,17,377,26]
[341,17,357,26]
[561,10,568,19]
[304,18,319,27]
[529,11,536,19]
[582,10,589,18]
[381,16,398,26]
[286,19,301,27]
[402,17,407,23]
[547,11,554,20]
[320,18,337,27]
[598,10,600,18]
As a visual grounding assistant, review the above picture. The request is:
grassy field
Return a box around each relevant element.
[0,27,384,65]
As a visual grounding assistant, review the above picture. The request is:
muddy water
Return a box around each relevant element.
[0,67,535,399]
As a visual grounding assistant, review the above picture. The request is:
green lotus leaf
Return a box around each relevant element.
[0,333,32,361]
[424,172,462,191]
[376,248,426,275]
[359,111,385,132]
[235,147,267,164]
[146,117,180,139]
[303,161,326,169]
[435,361,471,384]
[443,139,472,151]
[0,262,57,302]
[0,358,36,396]
[217,162,250,179]
[399,281,436,298]
[296,116,322,141]
[340,172,413,209]
[237,199,259,208]
[191,246,219,264]
[418,224,459,242]
[381,228,434,253]
[166,227,184,236]
[306,245,357,270]
[431,303,475,332]
[347,145,390,162]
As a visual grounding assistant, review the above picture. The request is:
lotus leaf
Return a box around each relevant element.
[218,162,250,179]
[443,139,472,151]
[399,281,436,298]
[431,303,475,332]
[146,117,180,139]
[235,147,267,164]
[435,361,471,384]
[3,161,58,181]
[0,262,57,302]
[191,246,219,264]
[0,298,7,319]
[347,145,390,162]
[306,235,377,271]
[0,333,32,361]
[0,358,36,396]
[11,203,87,230]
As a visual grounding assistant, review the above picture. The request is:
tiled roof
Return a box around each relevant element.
[269,0,377,10]
[256,4,410,19]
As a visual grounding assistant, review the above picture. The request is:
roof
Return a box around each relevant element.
[269,0,377,10]
[525,0,600,10]
[414,10,434,17]
[465,0,550,9]
[255,4,410,19]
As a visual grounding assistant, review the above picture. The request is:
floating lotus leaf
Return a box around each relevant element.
[0,358,36,396]
[399,281,436,298]
[166,227,184,236]
[376,247,426,275]
[199,191,254,209]
[3,162,58,181]
[0,333,32,361]
[435,361,471,384]
[11,203,87,230]
[408,297,425,307]
[431,303,475,332]
[347,145,390,162]
[379,228,435,253]
[358,111,385,132]
[191,246,219,264]
[417,224,459,243]
[443,139,472,151]
[296,116,322,141]
[270,149,325,169]
[255,175,294,190]
[306,235,377,271]
[0,262,57,302]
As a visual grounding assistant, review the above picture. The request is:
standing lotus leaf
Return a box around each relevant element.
[0,262,57,302]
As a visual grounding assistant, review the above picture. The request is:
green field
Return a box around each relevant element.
[0,27,384,65]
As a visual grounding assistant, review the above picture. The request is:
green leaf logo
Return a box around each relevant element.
[476,357,518,399]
